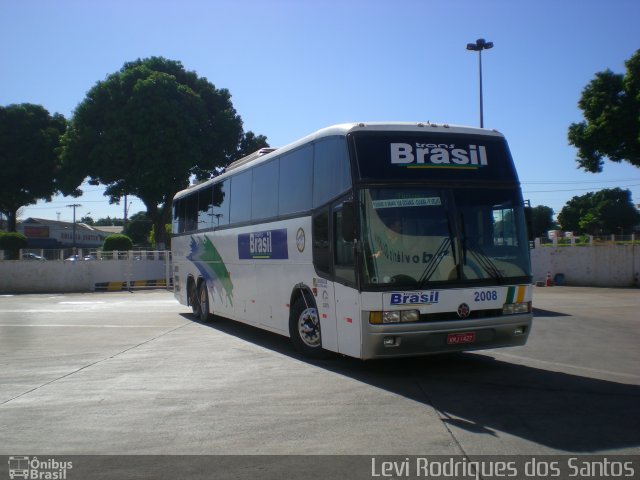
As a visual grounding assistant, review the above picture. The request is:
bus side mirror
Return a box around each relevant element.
[342,201,356,242]
[524,206,534,242]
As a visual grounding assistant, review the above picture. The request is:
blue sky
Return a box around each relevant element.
[1,0,639,223]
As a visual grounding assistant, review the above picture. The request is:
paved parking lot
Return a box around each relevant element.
[0,287,639,457]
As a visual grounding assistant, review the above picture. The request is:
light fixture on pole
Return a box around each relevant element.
[466,38,494,128]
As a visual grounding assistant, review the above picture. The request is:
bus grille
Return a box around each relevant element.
[420,308,503,322]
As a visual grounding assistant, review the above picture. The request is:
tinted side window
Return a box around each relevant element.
[279,145,313,215]
[197,186,214,230]
[252,160,279,220]
[185,193,198,232]
[229,170,252,224]
[172,199,183,234]
[211,180,229,227]
[313,137,351,208]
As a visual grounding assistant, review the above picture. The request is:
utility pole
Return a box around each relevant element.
[124,194,128,230]
[66,203,81,251]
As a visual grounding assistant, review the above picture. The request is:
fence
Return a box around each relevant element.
[0,249,172,294]
[538,234,639,247]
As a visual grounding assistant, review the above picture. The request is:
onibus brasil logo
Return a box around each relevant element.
[8,456,72,479]
[390,142,489,168]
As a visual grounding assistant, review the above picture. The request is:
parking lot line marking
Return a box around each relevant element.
[58,301,106,305]
[1,322,193,407]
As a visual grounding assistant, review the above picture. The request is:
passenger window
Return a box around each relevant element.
[185,194,198,232]
[279,145,313,215]
[252,160,279,220]
[197,186,214,230]
[172,199,183,234]
[229,170,252,224]
[313,137,351,208]
[211,180,229,227]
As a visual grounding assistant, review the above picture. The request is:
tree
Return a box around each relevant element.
[124,211,152,246]
[59,57,265,248]
[0,232,27,260]
[568,49,640,172]
[103,234,133,252]
[0,104,67,231]
[558,188,640,235]
[531,205,557,238]
[94,216,124,227]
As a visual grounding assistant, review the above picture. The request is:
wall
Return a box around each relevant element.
[0,255,169,293]
[531,243,640,287]
[2,246,639,292]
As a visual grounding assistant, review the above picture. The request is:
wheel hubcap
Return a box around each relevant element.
[298,308,320,348]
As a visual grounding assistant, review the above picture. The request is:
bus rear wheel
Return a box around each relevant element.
[198,282,212,322]
[289,297,325,358]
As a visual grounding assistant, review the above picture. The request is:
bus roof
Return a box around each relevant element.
[174,122,504,201]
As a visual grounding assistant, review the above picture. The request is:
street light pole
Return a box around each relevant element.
[466,38,494,128]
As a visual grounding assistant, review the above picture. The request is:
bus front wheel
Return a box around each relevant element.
[289,297,325,358]
[189,281,201,319]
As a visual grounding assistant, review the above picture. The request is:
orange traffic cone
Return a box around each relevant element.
[545,272,553,287]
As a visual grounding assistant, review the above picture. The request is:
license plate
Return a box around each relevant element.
[447,332,476,345]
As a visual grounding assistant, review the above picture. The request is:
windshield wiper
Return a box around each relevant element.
[418,237,452,288]
[468,246,504,283]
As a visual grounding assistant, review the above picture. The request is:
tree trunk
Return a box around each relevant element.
[7,209,17,232]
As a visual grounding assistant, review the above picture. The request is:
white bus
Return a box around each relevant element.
[172,122,533,359]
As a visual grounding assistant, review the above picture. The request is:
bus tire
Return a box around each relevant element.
[198,282,212,322]
[189,281,201,319]
[289,297,325,358]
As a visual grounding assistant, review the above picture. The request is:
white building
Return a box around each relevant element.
[17,218,118,249]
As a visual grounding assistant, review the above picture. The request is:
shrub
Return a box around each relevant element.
[0,232,28,259]
[103,234,133,252]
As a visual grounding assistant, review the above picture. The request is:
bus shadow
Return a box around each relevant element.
[533,307,571,318]
[191,314,640,453]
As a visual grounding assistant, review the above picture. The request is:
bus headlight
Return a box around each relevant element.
[369,310,420,324]
[502,301,531,315]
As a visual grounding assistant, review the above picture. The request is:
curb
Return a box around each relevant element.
[94,279,173,291]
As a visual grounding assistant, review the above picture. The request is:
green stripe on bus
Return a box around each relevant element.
[506,286,515,304]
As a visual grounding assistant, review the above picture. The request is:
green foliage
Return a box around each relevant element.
[0,232,28,259]
[0,231,28,250]
[94,216,124,227]
[0,104,67,231]
[59,56,264,248]
[148,224,172,250]
[568,49,640,172]
[531,205,556,238]
[102,234,133,252]
[124,211,152,245]
[558,188,640,234]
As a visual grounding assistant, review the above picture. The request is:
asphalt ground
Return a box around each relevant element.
[0,287,639,459]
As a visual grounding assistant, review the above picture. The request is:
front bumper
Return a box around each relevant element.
[361,313,532,359]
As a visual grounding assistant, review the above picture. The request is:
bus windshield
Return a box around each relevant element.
[359,187,531,288]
